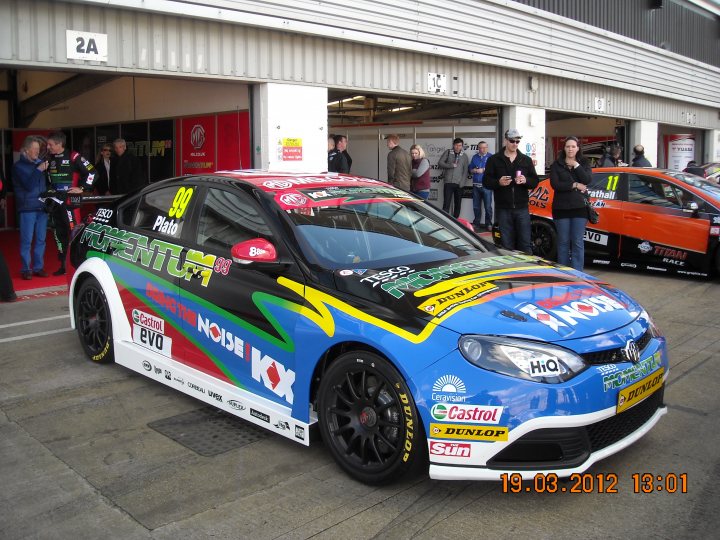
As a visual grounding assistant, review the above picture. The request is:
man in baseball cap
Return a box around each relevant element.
[482,127,539,253]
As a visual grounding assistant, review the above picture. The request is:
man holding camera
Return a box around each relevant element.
[483,128,539,254]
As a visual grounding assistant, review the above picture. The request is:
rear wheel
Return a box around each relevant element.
[531,219,557,260]
[74,277,114,363]
[317,351,424,485]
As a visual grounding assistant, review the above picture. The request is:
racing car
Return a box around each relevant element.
[68,171,668,484]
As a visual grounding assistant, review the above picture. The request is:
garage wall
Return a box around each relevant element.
[30,77,249,127]
[0,0,718,129]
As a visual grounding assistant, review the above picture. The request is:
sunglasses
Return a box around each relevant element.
[507,138,521,144]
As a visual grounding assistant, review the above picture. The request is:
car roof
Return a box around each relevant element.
[208,170,386,193]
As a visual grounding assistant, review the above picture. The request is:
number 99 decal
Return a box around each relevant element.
[169,187,194,219]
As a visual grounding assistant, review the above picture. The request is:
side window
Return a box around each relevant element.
[132,185,196,238]
[588,172,622,202]
[196,188,273,251]
[627,175,680,209]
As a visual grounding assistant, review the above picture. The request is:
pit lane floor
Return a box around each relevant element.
[1,268,718,540]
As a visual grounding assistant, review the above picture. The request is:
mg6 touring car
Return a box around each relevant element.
[527,167,720,277]
[68,171,668,484]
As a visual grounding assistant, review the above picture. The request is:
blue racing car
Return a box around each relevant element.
[68,172,668,484]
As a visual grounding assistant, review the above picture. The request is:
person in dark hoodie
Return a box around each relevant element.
[549,136,593,271]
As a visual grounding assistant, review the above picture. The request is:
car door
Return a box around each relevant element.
[178,184,306,412]
[120,182,199,365]
[620,173,709,268]
[584,171,626,262]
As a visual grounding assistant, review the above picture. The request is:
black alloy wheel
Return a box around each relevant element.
[317,352,424,484]
[75,277,115,363]
[531,219,558,261]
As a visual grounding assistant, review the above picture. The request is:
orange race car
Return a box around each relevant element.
[511,167,720,277]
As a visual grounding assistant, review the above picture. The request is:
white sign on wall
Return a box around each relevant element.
[66,30,108,62]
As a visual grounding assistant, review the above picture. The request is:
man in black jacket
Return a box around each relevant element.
[110,138,147,194]
[483,128,539,254]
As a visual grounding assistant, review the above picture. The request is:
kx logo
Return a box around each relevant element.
[251,348,295,404]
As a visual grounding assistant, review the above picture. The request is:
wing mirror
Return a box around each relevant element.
[231,238,278,264]
[682,201,699,214]
[457,218,475,232]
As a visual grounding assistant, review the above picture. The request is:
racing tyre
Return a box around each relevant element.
[317,351,424,484]
[74,277,114,364]
[531,219,557,261]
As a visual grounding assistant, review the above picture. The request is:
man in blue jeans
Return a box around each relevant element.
[468,140,493,231]
[483,128,539,254]
[12,136,50,280]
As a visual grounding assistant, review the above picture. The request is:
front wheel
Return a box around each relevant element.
[531,219,557,261]
[317,351,424,485]
[74,277,114,363]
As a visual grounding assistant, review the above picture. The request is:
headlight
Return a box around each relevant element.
[458,335,587,383]
[640,309,662,338]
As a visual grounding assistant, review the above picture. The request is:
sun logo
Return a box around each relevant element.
[432,374,466,394]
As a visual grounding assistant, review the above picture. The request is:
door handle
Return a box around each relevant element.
[624,215,642,221]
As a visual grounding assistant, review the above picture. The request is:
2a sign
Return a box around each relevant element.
[66,30,108,62]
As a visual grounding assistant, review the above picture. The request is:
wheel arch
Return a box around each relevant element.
[69,258,130,341]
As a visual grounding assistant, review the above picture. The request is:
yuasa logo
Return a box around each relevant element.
[430,404,503,424]
[132,309,164,333]
[429,441,471,458]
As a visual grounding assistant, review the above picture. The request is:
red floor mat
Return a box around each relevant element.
[0,228,69,292]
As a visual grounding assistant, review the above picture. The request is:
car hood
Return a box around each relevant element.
[333,253,642,341]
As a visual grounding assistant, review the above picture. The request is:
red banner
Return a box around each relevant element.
[178,115,216,175]
[217,111,251,171]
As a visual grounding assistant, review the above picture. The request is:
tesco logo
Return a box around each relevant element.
[430,403,503,424]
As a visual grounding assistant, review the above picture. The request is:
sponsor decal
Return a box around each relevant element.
[227,400,245,410]
[429,441,472,458]
[82,222,230,287]
[250,408,270,423]
[94,208,113,223]
[591,200,606,208]
[418,281,497,317]
[146,283,197,326]
[431,375,467,403]
[646,266,667,272]
[338,270,354,277]
[208,390,223,402]
[677,270,707,276]
[596,364,618,375]
[520,294,625,332]
[525,357,565,377]
[360,266,413,287]
[132,325,173,357]
[528,185,550,209]
[274,420,290,431]
[621,263,637,268]
[713,216,720,225]
[592,259,611,265]
[638,241,653,254]
[430,423,509,442]
[710,226,720,236]
[654,246,687,260]
[295,425,305,440]
[663,258,685,266]
[164,370,171,380]
[587,189,616,200]
[617,368,664,413]
[380,255,535,299]
[430,404,503,424]
[154,366,162,375]
[602,353,661,391]
[584,230,609,246]
[132,309,165,333]
[188,381,205,394]
[195,313,296,404]
[142,360,152,371]
[173,376,185,385]
[262,177,382,190]
[279,193,308,206]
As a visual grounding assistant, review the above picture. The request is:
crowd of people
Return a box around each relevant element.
[0,134,146,301]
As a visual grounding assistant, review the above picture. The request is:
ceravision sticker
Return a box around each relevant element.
[432,375,467,403]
